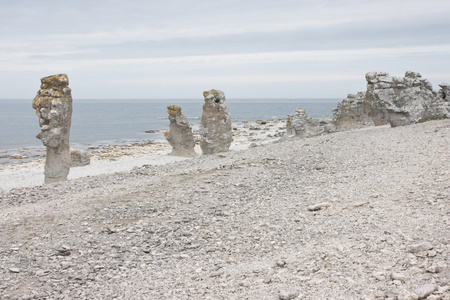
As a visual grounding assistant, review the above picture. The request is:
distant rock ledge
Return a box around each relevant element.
[333,71,450,129]
[287,71,450,138]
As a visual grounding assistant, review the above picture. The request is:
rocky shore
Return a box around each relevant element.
[0,119,449,299]
[0,120,286,192]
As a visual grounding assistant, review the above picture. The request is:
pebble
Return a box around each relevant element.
[397,290,419,300]
[391,272,407,282]
[372,271,384,281]
[279,290,300,300]
[276,260,287,268]
[307,202,331,211]
[406,242,433,253]
[8,268,20,273]
[414,284,437,299]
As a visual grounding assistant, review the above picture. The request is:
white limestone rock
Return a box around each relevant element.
[32,74,73,183]
[366,71,449,127]
[333,91,390,130]
[287,107,335,138]
[164,105,196,157]
[199,89,232,155]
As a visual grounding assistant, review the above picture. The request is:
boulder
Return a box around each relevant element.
[199,89,232,155]
[164,105,196,157]
[32,74,72,183]
[70,149,90,167]
[287,108,335,138]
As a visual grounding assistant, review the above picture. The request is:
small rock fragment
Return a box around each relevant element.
[426,262,443,273]
[307,202,331,211]
[391,272,407,282]
[279,290,300,300]
[407,242,433,253]
[397,289,419,300]
[57,246,71,256]
[276,260,287,268]
[353,201,368,207]
[9,267,20,273]
[106,227,117,234]
[372,271,384,281]
[414,284,437,299]
[263,276,272,284]
[36,270,50,277]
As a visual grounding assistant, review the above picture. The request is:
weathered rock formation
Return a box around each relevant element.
[366,71,449,127]
[70,149,91,167]
[164,105,196,157]
[334,71,449,129]
[199,89,232,155]
[332,92,389,130]
[438,82,449,102]
[286,108,335,138]
[32,74,73,183]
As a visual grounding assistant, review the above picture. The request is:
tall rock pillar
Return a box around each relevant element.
[199,89,232,155]
[32,74,73,183]
[164,105,197,157]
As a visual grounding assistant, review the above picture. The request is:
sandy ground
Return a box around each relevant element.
[0,119,449,299]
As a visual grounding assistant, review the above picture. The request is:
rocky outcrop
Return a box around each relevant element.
[287,108,335,138]
[334,71,449,129]
[164,105,196,157]
[70,149,91,167]
[332,92,389,130]
[366,71,449,127]
[32,74,73,183]
[199,89,232,155]
[438,82,449,102]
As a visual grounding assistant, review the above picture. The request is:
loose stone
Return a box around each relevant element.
[279,290,300,300]
[414,284,437,299]
[307,202,331,211]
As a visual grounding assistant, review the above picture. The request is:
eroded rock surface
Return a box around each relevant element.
[333,92,389,130]
[32,74,73,183]
[334,71,449,129]
[164,105,196,157]
[366,71,449,127]
[286,108,335,138]
[199,89,232,154]
[438,82,449,102]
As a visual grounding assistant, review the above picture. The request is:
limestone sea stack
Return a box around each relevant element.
[164,105,197,157]
[199,89,232,155]
[32,74,73,183]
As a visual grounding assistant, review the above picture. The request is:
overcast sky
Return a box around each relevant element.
[1,0,449,99]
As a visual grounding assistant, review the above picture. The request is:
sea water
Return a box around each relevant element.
[0,98,339,159]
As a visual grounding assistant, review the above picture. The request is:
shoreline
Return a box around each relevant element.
[0,119,287,192]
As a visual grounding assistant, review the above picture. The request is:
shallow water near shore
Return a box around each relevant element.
[0,98,339,163]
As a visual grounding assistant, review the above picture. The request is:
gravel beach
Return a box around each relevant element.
[0,119,449,299]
